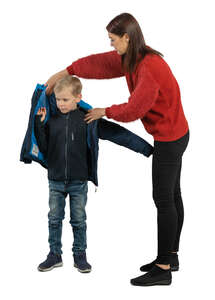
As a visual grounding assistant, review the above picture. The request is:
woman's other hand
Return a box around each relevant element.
[84,108,106,123]
[45,69,69,95]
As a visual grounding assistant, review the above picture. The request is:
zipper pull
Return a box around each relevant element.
[72,132,74,141]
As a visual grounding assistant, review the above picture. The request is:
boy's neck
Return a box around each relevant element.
[59,107,78,114]
[69,107,78,112]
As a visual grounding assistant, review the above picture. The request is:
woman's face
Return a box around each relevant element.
[108,32,129,55]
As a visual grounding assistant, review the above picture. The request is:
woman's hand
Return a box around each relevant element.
[84,108,106,123]
[45,69,69,95]
[37,107,47,122]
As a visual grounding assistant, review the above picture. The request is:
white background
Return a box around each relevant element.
[1,0,215,299]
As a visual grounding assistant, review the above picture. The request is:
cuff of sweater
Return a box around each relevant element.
[105,107,112,119]
[66,65,74,75]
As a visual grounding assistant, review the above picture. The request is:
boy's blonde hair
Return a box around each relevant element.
[54,75,82,96]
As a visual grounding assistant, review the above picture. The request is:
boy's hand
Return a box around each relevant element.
[37,107,46,122]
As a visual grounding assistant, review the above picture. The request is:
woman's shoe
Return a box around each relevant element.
[131,265,172,286]
[140,253,179,272]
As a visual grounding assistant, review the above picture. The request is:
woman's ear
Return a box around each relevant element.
[124,33,129,42]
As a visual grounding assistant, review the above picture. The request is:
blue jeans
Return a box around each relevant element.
[48,180,88,255]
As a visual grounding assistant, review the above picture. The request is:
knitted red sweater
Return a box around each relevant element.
[67,50,189,141]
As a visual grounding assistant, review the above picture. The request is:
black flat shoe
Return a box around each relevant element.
[131,265,172,286]
[140,254,179,272]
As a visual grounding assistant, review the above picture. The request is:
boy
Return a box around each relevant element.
[35,76,92,273]
[33,75,153,273]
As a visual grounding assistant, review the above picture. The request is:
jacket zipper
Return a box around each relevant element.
[65,114,69,182]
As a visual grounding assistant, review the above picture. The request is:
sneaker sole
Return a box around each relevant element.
[74,263,91,273]
[38,262,63,272]
[131,279,172,286]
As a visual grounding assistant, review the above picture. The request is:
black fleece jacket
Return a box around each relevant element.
[34,108,88,182]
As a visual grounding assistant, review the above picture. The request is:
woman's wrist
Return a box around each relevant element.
[102,108,106,117]
[58,69,69,78]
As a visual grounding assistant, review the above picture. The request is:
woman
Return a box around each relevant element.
[45,13,189,286]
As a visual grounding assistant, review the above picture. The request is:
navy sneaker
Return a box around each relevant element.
[73,251,92,273]
[38,252,63,272]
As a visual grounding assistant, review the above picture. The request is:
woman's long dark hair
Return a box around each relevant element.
[106,13,163,73]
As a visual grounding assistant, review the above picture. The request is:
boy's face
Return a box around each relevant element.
[55,88,82,114]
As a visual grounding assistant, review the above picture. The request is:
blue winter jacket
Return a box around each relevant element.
[20,84,154,186]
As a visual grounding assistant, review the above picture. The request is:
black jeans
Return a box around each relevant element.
[152,130,189,264]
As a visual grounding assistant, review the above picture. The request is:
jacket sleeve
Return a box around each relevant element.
[34,116,49,155]
[97,118,153,157]
[66,51,124,79]
[105,66,159,122]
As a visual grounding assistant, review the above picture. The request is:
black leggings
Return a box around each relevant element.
[152,130,189,264]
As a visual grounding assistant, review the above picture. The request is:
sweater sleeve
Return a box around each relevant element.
[66,50,124,79]
[105,66,159,122]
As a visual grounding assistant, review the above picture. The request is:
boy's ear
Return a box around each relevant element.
[75,93,82,103]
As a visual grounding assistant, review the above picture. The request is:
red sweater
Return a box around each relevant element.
[67,50,189,141]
